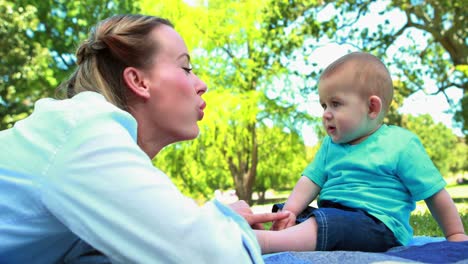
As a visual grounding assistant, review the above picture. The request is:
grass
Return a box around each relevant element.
[255,182,468,236]
[412,183,468,236]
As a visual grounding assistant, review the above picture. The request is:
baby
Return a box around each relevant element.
[255,52,467,253]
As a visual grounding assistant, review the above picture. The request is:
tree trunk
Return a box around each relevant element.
[230,123,258,205]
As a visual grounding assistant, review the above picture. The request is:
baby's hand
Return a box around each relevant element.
[229,200,290,230]
[271,210,296,231]
[447,233,468,242]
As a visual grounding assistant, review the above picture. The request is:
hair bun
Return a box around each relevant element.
[75,39,106,65]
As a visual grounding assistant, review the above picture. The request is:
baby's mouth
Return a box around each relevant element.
[327,125,336,134]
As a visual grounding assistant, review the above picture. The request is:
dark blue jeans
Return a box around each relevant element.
[273,201,400,252]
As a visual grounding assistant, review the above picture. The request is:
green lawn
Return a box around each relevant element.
[412,184,467,236]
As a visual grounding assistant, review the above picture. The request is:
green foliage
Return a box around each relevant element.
[385,80,413,126]
[16,0,140,76]
[143,0,321,203]
[154,138,232,203]
[0,0,139,129]
[154,89,311,203]
[145,0,466,201]
[255,125,309,201]
[402,114,458,175]
[0,1,51,128]
[412,184,468,236]
[325,0,468,134]
[448,138,468,175]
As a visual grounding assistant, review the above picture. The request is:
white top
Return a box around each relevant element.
[0,91,262,263]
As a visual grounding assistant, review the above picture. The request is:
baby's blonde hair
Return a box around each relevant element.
[320,52,394,117]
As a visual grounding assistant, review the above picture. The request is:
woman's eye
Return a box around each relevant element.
[182,67,192,74]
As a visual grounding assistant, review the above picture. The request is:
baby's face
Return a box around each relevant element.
[318,69,372,145]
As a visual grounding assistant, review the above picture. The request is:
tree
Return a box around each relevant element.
[144,0,466,202]
[390,0,467,135]
[385,80,413,126]
[448,137,467,177]
[255,125,308,203]
[154,89,310,203]
[0,1,51,128]
[1,0,139,129]
[402,114,457,175]
[321,0,467,134]
[143,0,321,204]
[154,137,232,203]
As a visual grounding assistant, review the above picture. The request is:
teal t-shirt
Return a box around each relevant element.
[303,124,446,245]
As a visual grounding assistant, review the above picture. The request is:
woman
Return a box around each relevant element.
[0,14,287,263]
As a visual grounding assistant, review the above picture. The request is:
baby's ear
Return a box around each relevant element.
[368,95,382,120]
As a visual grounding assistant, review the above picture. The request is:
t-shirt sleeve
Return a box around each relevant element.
[396,135,446,201]
[302,137,329,187]
[38,110,259,263]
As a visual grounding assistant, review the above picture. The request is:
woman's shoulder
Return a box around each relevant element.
[25,91,137,139]
[35,92,120,116]
[39,92,132,122]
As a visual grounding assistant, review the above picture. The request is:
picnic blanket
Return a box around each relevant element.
[263,236,468,263]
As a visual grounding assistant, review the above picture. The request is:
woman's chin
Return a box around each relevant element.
[178,127,200,141]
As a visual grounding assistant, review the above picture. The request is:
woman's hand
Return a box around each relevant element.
[229,200,290,230]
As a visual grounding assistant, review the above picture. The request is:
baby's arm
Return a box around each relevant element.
[272,176,320,230]
[425,189,468,241]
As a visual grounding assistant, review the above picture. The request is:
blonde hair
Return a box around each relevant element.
[57,14,173,111]
[320,52,394,115]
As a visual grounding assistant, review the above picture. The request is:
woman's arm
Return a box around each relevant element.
[41,111,261,263]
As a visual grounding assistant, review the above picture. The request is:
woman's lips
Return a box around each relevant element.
[198,109,205,120]
[198,101,206,120]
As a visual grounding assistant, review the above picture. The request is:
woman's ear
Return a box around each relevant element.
[123,67,150,99]
[368,95,382,120]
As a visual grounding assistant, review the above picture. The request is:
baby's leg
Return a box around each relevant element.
[255,217,318,254]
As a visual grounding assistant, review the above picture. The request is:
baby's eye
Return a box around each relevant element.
[332,101,340,107]
[321,104,327,110]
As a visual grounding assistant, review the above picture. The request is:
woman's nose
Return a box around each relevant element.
[195,75,207,95]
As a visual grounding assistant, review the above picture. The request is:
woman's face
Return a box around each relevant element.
[142,25,207,146]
